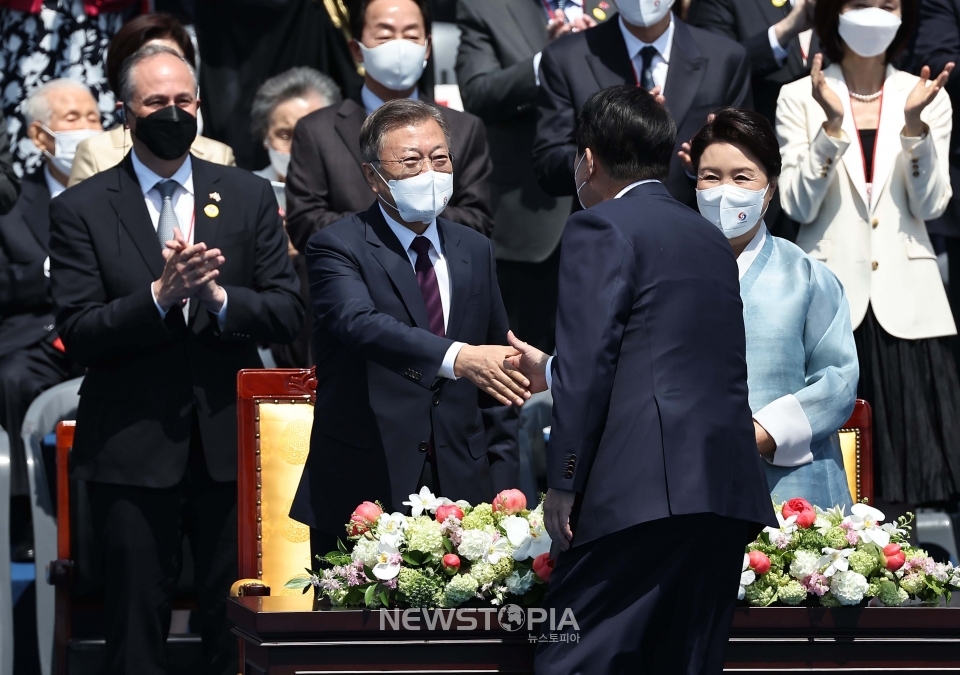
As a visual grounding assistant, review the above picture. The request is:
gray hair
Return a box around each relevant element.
[118,44,197,107]
[250,67,342,140]
[359,99,451,163]
[22,79,95,126]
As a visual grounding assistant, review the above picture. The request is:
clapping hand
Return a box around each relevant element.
[905,62,955,137]
[454,344,530,406]
[547,8,597,40]
[677,112,716,175]
[504,330,550,394]
[152,227,225,312]
[810,54,844,138]
[170,227,227,313]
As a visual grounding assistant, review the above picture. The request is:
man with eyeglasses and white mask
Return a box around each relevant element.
[0,79,98,559]
[285,0,494,255]
[290,98,522,560]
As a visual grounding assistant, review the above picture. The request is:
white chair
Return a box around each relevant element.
[0,424,12,675]
[21,377,82,675]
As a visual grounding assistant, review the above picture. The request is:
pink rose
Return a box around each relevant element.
[748,550,771,575]
[435,504,465,523]
[442,554,461,575]
[493,489,527,515]
[782,498,817,529]
[532,552,555,583]
[346,501,383,536]
[882,543,906,572]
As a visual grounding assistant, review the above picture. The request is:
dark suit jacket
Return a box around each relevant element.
[532,15,752,208]
[907,0,960,238]
[0,170,57,358]
[455,0,573,263]
[687,0,820,124]
[0,111,18,216]
[548,182,775,546]
[49,154,304,487]
[285,96,495,252]
[290,203,520,535]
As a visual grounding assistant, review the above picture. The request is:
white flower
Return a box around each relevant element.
[790,550,821,580]
[455,500,472,510]
[814,516,834,534]
[372,551,401,581]
[351,537,380,568]
[739,554,756,601]
[403,486,445,517]
[483,532,513,564]
[459,529,493,561]
[848,504,890,548]
[817,547,853,577]
[376,512,407,550]
[502,515,552,561]
[881,521,907,539]
[505,570,535,596]
[763,512,798,549]
[830,570,869,605]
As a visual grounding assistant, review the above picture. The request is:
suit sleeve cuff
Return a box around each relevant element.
[150,283,168,319]
[767,25,789,66]
[533,52,543,87]
[754,394,814,467]
[545,355,555,390]
[216,288,228,331]
[438,341,465,380]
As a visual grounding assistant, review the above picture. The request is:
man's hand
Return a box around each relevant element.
[754,420,777,457]
[454,344,530,406]
[547,9,596,40]
[678,112,716,174]
[773,0,814,46]
[152,228,225,312]
[544,488,576,554]
[505,330,550,393]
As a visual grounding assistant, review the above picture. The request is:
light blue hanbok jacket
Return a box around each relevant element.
[739,225,858,511]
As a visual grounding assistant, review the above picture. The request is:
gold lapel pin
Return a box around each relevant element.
[593,7,607,20]
[204,204,220,218]
[209,191,221,202]
[772,0,788,7]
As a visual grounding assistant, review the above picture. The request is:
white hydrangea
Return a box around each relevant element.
[790,550,821,580]
[459,529,493,562]
[351,537,380,568]
[830,570,869,606]
[504,570,535,596]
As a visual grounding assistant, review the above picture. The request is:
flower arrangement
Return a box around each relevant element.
[741,498,960,607]
[286,487,554,608]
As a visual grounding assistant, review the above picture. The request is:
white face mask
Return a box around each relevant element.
[375,168,453,223]
[40,125,100,176]
[265,143,290,179]
[838,7,902,58]
[358,39,428,91]
[615,0,675,27]
[696,183,769,239]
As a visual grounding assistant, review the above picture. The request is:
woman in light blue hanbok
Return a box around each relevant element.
[689,108,859,510]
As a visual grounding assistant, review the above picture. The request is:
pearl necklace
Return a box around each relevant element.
[849,90,882,103]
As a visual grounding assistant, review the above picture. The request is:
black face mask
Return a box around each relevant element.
[130,105,197,160]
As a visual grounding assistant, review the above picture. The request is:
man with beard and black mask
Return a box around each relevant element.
[48,44,304,675]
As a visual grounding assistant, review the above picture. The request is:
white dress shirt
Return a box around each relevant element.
[619,15,674,91]
[362,85,420,116]
[378,204,464,380]
[131,149,228,327]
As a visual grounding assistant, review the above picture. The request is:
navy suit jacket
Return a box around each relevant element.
[291,203,520,535]
[548,182,775,546]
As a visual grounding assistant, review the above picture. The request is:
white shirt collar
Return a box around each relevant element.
[130,148,194,196]
[378,203,443,256]
[614,179,660,199]
[253,164,279,181]
[361,84,421,116]
[736,222,768,280]
[619,14,674,64]
[44,165,67,199]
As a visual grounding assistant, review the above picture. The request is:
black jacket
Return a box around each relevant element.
[290,203,520,534]
[50,154,304,487]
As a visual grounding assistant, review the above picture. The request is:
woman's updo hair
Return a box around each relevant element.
[689,107,782,178]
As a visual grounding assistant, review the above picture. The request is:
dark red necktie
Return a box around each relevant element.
[410,236,445,338]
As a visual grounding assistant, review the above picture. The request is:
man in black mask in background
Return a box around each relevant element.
[48,44,304,675]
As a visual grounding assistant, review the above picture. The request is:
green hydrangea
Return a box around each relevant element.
[462,504,494,530]
[866,580,882,598]
[819,592,841,607]
[899,573,925,596]
[398,568,444,608]
[444,573,479,606]
[471,557,514,586]
[823,527,849,550]
[745,576,778,607]
[795,529,825,551]
[405,516,444,556]
[847,549,879,577]
[777,580,807,606]
[877,580,909,607]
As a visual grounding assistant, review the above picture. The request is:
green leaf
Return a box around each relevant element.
[442,537,454,554]
[379,587,390,607]
[402,551,425,566]
[284,575,314,590]
[337,539,349,553]
[364,584,377,607]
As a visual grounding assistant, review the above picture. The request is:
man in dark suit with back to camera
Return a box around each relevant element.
[49,44,304,675]
[290,99,523,557]
[508,86,775,673]
[533,0,752,209]
[285,0,495,252]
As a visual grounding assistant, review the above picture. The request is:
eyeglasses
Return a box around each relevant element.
[376,153,452,177]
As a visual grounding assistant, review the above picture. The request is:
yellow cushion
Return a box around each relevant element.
[839,428,859,503]
[257,401,314,597]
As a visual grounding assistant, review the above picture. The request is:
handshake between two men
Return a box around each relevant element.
[455,331,551,406]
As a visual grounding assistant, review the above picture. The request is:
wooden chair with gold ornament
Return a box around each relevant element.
[839,399,874,505]
[232,368,316,605]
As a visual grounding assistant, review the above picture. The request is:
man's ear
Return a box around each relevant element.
[27,122,46,152]
[362,162,383,194]
[349,39,364,65]
[584,147,595,180]
[423,35,432,62]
